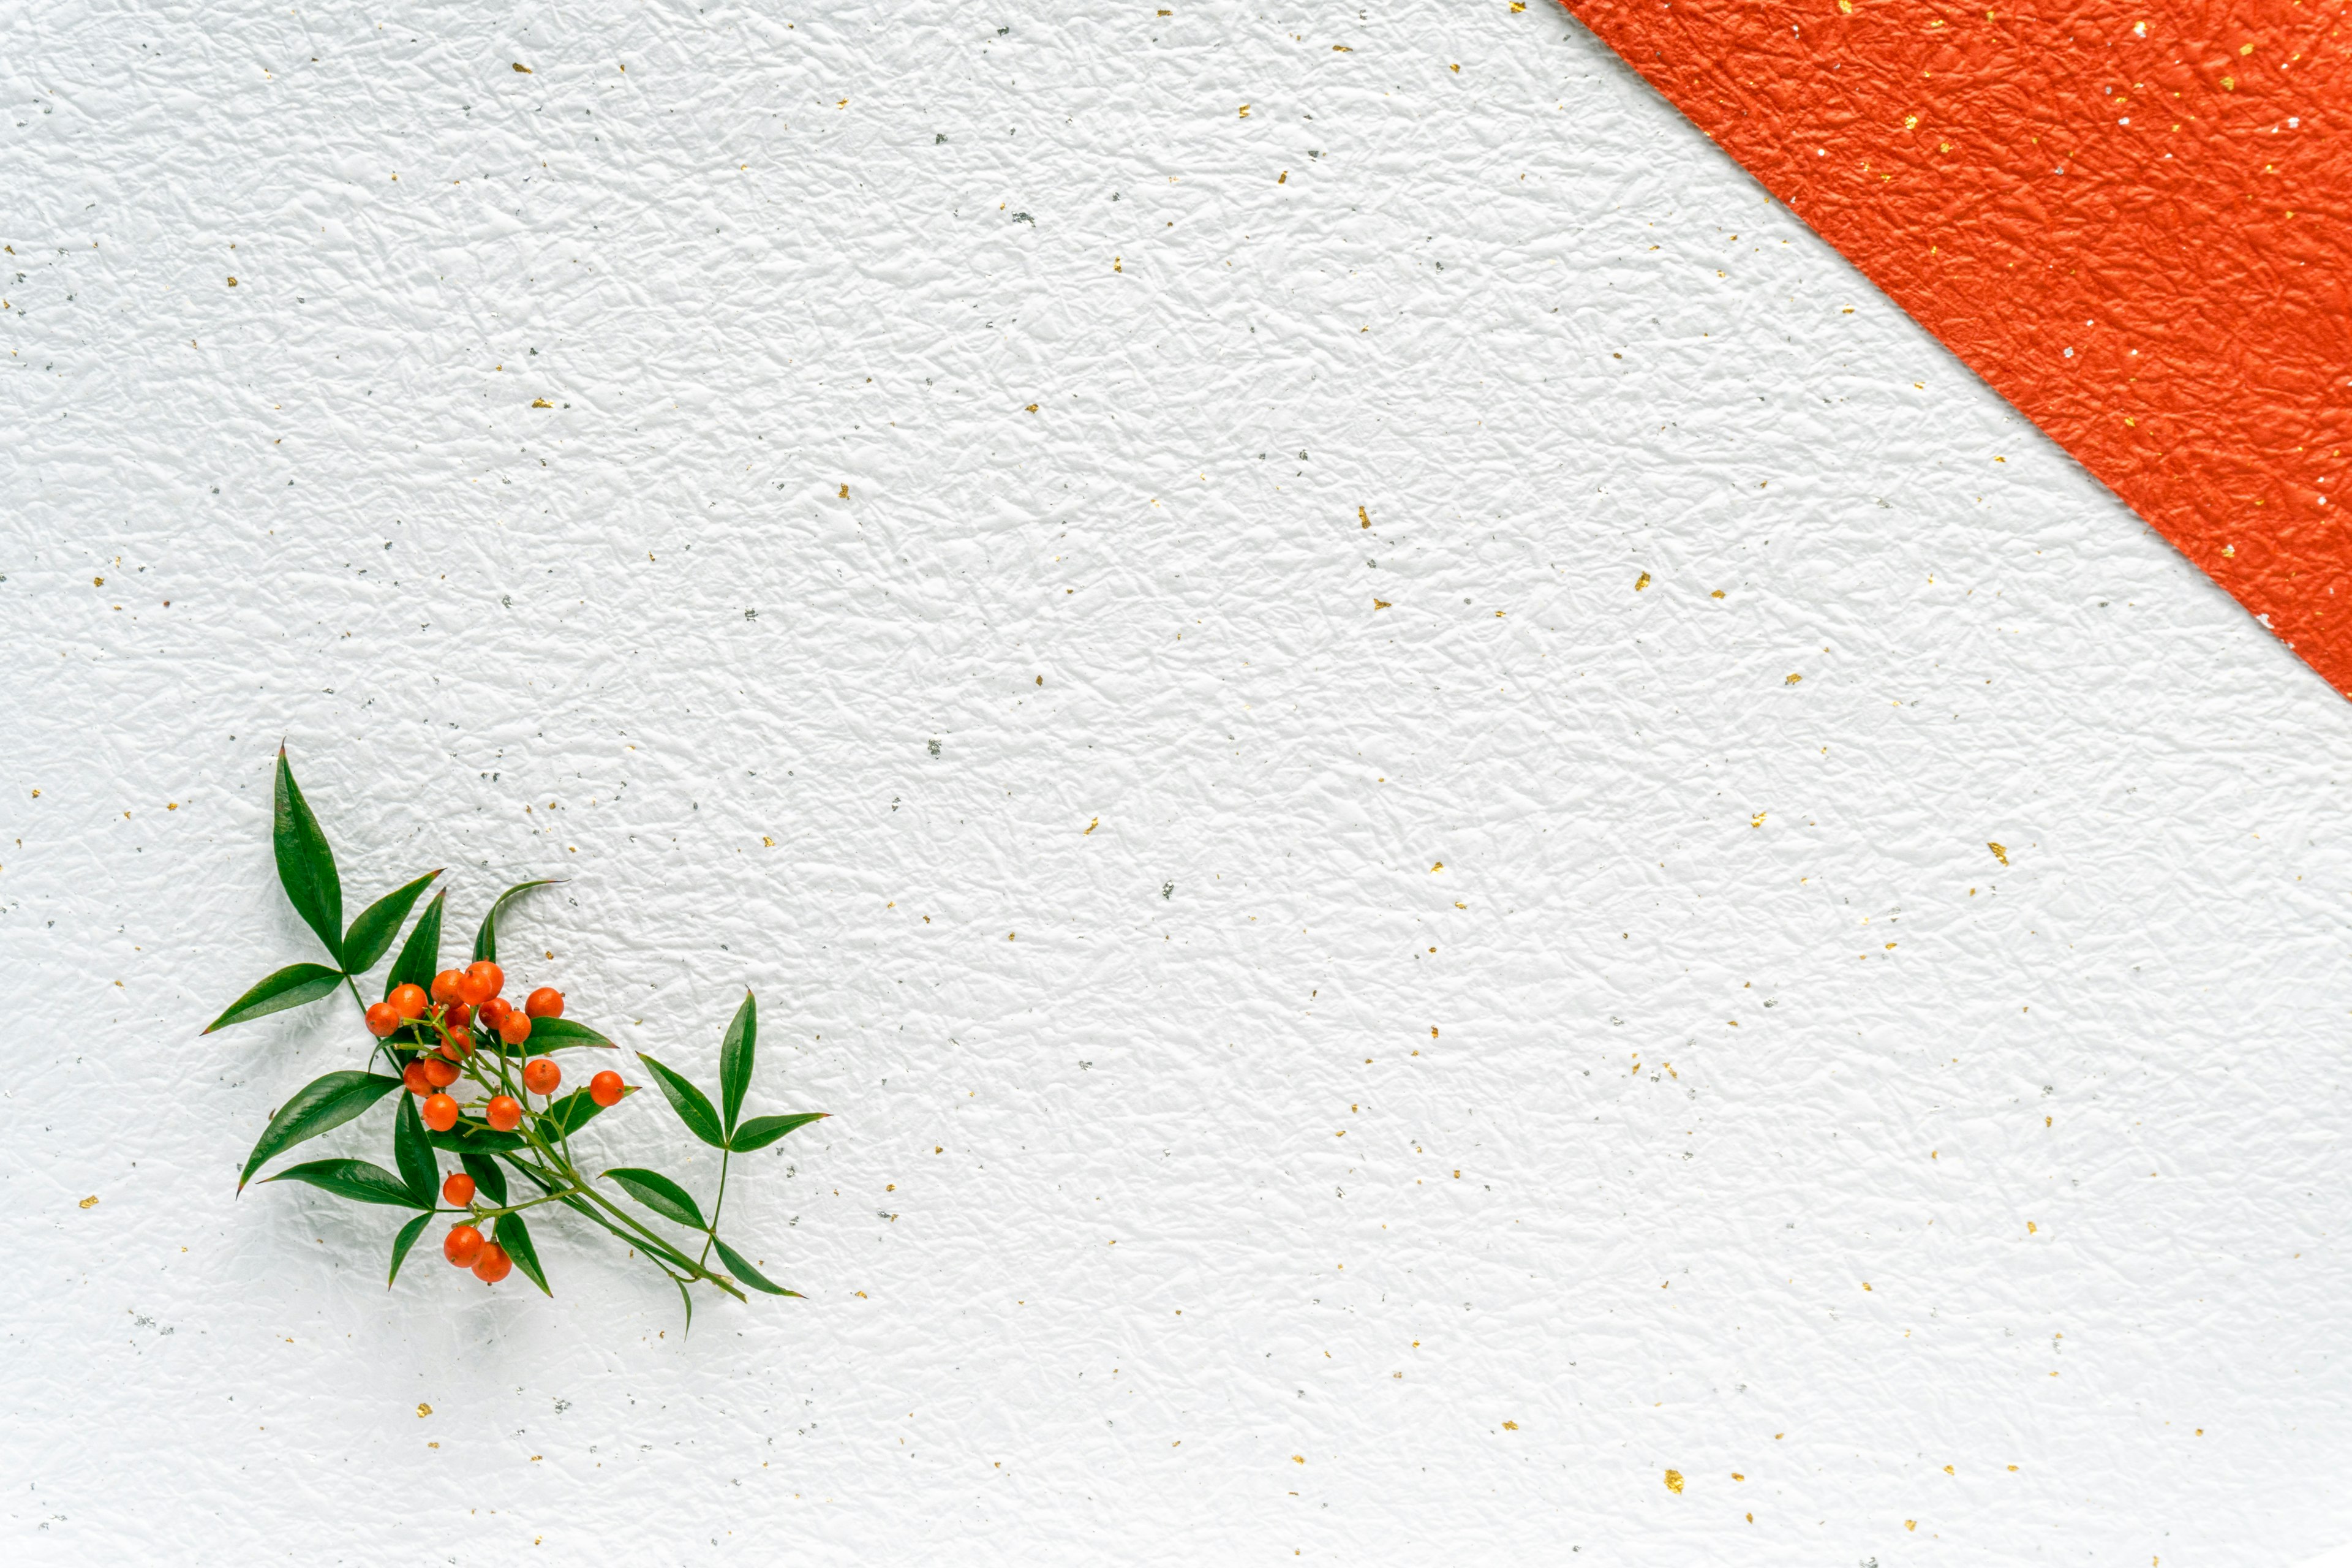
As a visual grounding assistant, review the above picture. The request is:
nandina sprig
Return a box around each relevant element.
[207,747,826,1323]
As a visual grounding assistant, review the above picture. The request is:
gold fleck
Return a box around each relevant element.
[763,836,774,846]
[530,398,552,408]
[1359,505,1372,528]
[1373,597,1391,609]
[1430,861,1443,872]
[1238,104,1251,118]
[1988,841,2009,865]
[1634,571,1651,591]
[226,276,237,287]
[1292,1455,1305,1464]
[1084,817,1098,835]
[417,1403,432,1418]
[512,62,532,72]
[838,483,850,498]
[1502,1419,1520,1430]
[1945,1464,1955,1474]
[1863,1281,1873,1291]
[1664,1469,1684,1493]
[1732,1472,1744,1480]
[1711,589,1725,598]
[78,1195,99,1209]
[94,576,105,587]
[1025,403,1038,412]
[1751,812,1766,829]
[2027,1221,2038,1232]
[1007,932,1016,941]
[1906,1520,1917,1531]
[1785,673,1802,685]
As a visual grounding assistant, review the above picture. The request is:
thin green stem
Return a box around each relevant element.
[698,1150,731,1269]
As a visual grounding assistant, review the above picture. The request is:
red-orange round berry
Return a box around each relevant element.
[524,987,565,1020]
[430,968,466,1005]
[499,1012,533,1047]
[442,1171,476,1207]
[365,1001,401,1038]
[402,1060,434,1096]
[442,1001,474,1032]
[522,1058,561,1096]
[421,1092,461,1132]
[589,1070,624,1108]
[457,960,504,1007]
[478,996,513,1030]
[484,1095,522,1132]
[388,982,430,1021]
[421,1055,460,1088]
[472,1242,513,1284]
[443,1223,484,1267]
[437,1033,472,1062]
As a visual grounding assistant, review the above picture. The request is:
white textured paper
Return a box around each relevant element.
[7,2,2350,1562]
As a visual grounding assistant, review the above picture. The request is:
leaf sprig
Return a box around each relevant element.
[213,747,826,1321]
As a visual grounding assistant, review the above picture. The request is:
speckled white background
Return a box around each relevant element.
[6,1,2351,1563]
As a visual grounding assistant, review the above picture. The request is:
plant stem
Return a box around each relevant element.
[698,1150,732,1269]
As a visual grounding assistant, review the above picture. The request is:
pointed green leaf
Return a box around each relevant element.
[265,1158,426,1208]
[730,1111,827,1153]
[496,1211,552,1295]
[238,1071,404,1189]
[712,1235,800,1297]
[540,1082,634,1139]
[388,1212,432,1286]
[459,1151,508,1208]
[602,1167,708,1230]
[719,990,755,1134]
[674,1276,695,1338]
[385,889,445,1000]
[636,1052,725,1148]
[423,1117,527,1153]
[473,878,560,963]
[273,747,344,965]
[341,870,442,977]
[516,1017,616,1054]
[204,963,345,1034]
[393,1091,435,1207]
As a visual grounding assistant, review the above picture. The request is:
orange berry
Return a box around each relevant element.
[402,1060,433,1096]
[421,1092,460,1132]
[421,1055,460,1088]
[522,1058,561,1096]
[437,1032,472,1062]
[388,983,429,1021]
[589,1070,624,1108]
[457,960,504,1007]
[366,1001,401,1038]
[430,968,466,1005]
[442,1171,476,1207]
[524,987,565,1020]
[442,1001,474,1033]
[478,996,513,1030]
[442,1223,484,1267]
[499,1012,533,1047]
[485,1095,522,1132]
[472,1242,513,1284]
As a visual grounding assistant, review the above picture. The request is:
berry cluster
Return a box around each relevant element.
[209,748,826,1322]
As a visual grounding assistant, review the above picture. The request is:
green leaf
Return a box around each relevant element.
[496,1212,552,1295]
[459,1151,508,1208]
[516,1017,616,1054]
[540,1082,633,1139]
[636,1053,725,1149]
[265,1158,427,1208]
[203,962,345,1034]
[603,1167,709,1230]
[341,870,442,977]
[675,1276,695,1338]
[393,1091,435,1207]
[388,1212,432,1287]
[473,878,560,963]
[712,1235,801,1297]
[273,747,344,965]
[423,1118,527,1153]
[719,990,755,1134]
[385,889,445,1001]
[238,1070,404,1190]
[730,1112,827,1153]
